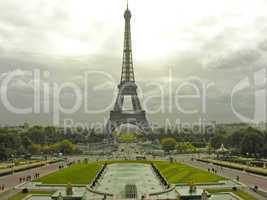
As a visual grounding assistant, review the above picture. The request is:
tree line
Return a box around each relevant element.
[156,126,267,158]
[0,126,103,161]
[210,127,267,157]
[1,124,266,160]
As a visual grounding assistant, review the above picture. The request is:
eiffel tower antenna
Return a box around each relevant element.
[127,0,129,9]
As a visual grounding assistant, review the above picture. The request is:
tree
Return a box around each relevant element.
[119,133,136,143]
[44,126,59,144]
[27,126,45,144]
[56,140,76,154]
[210,134,226,149]
[29,144,42,154]
[160,137,177,152]
[206,141,213,155]
[0,147,8,161]
[187,143,197,153]
[229,130,245,148]
[21,136,32,150]
[240,129,264,157]
[176,143,197,153]
[176,143,188,153]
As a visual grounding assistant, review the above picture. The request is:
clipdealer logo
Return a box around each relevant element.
[231,67,267,123]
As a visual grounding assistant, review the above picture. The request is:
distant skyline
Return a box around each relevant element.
[0,0,267,126]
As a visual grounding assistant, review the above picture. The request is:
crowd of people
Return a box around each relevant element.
[208,167,218,174]
[19,172,40,183]
[0,171,42,194]
[0,184,5,192]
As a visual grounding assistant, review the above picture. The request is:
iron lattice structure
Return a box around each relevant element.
[105,4,151,135]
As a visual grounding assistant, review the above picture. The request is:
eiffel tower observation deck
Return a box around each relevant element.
[105,1,151,135]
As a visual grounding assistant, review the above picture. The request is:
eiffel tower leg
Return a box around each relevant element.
[138,118,151,135]
[131,95,142,111]
[114,95,124,111]
[104,119,116,136]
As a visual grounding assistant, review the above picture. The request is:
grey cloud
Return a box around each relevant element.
[1,0,267,125]
[210,49,261,70]
[259,40,267,51]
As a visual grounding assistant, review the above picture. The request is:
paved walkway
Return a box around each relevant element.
[0,188,20,200]
[185,159,267,190]
[242,187,266,200]
[0,162,62,200]
[183,159,267,200]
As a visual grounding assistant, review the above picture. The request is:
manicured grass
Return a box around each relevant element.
[101,160,225,184]
[35,163,102,184]
[9,191,55,200]
[154,161,225,184]
[35,160,224,185]
[207,189,257,200]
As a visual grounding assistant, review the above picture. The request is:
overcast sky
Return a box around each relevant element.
[0,0,267,126]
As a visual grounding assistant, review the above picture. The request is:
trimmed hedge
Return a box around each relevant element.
[0,159,62,177]
[197,158,267,176]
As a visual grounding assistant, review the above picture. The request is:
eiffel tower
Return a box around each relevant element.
[105,1,151,135]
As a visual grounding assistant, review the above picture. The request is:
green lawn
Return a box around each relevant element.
[207,189,257,200]
[35,163,102,184]
[154,161,225,184]
[102,160,224,184]
[9,191,55,200]
[35,160,224,185]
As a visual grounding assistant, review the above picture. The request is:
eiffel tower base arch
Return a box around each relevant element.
[105,111,151,136]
